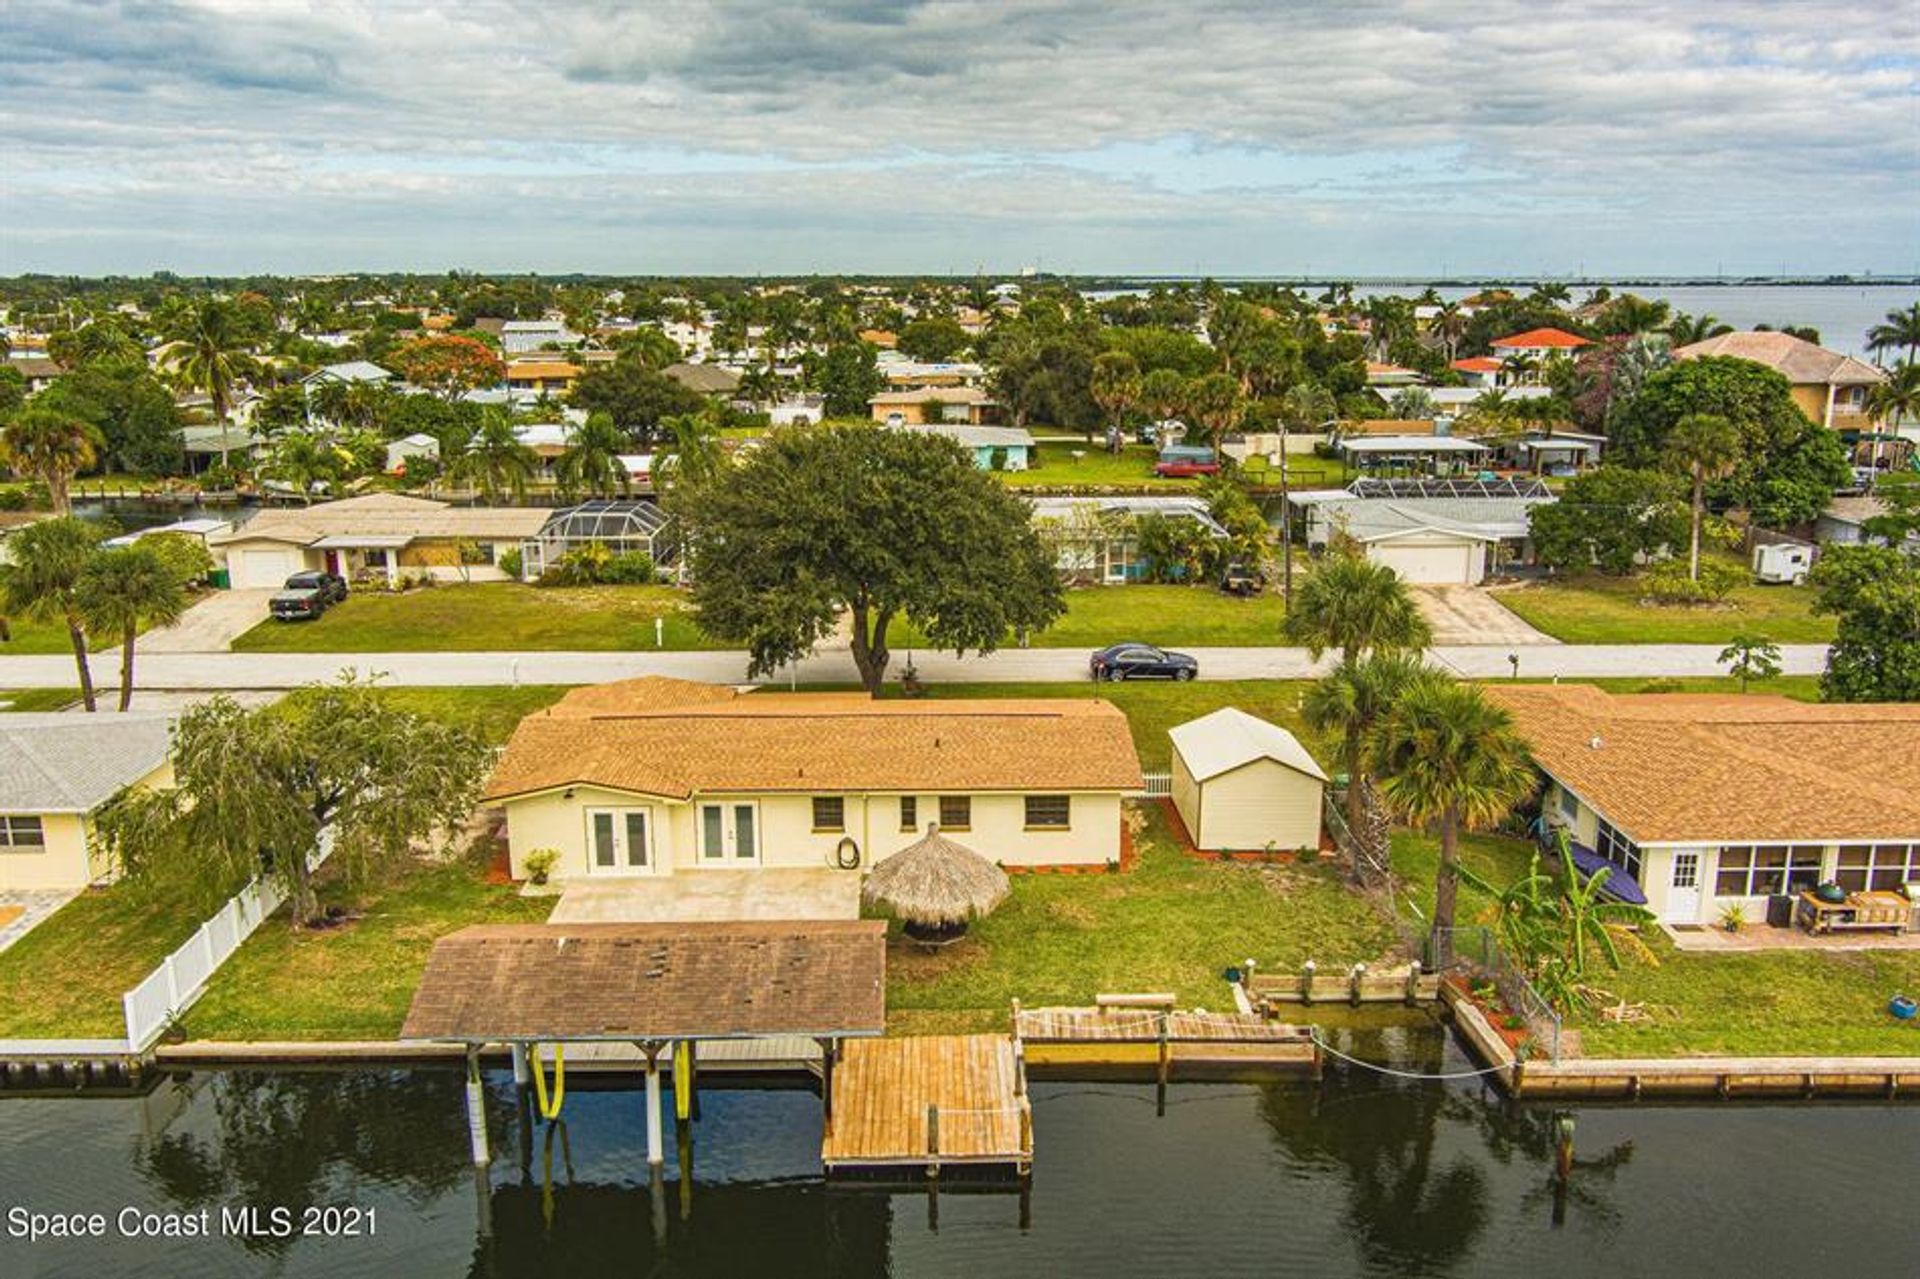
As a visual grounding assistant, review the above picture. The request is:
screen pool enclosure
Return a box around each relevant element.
[518,500,676,578]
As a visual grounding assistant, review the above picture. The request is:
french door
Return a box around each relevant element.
[586,808,653,875]
[699,802,760,865]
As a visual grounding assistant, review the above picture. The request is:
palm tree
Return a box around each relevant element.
[0,407,102,515]
[1389,387,1437,420]
[556,411,629,498]
[1864,302,1920,365]
[1281,543,1433,664]
[1432,303,1468,362]
[1140,368,1188,426]
[1499,352,1540,387]
[75,546,185,712]
[1667,311,1731,346]
[737,362,783,410]
[1303,653,1428,873]
[0,517,102,710]
[1663,412,1741,581]
[458,411,538,504]
[1089,351,1143,445]
[262,432,341,504]
[1371,675,1535,966]
[156,299,259,468]
[1185,372,1243,447]
[1277,383,1338,599]
[1865,361,1920,427]
[660,411,724,491]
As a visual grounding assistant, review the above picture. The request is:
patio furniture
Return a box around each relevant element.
[1795,890,1911,936]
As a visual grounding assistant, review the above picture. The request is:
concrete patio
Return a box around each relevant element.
[1663,922,1920,953]
[546,868,863,924]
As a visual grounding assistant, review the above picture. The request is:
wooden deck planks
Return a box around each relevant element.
[821,1034,1029,1169]
[1016,1005,1311,1044]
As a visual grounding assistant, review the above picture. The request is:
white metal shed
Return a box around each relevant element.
[1168,708,1328,852]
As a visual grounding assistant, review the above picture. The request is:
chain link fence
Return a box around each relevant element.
[1423,924,1562,1063]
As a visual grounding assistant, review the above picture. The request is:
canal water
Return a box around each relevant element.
[4,1020,1916,1278]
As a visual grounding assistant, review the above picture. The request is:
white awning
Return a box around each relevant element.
[311,534,414,549]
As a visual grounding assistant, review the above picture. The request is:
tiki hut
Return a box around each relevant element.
[862,824,1011,944]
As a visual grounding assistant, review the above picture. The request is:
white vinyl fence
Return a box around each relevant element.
[1141,771,1173,797]
[121,833,335,1052]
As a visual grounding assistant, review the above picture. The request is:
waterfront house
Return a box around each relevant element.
[897,422,1032,469]
[484,677,1144,881]
[1673,331,1889,430]
[1029,494,1229,583]
[209,493,549,587]
[1488,684,1920,927]
[1489,328,1591,361]
[0,714,173,891]
[1168,709,1327,853]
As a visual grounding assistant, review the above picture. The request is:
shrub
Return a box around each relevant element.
[141,531,216,588]
[1643,557,1746,604]
[599,552,657,585]
[536,542,656,586]
[524,848,559,885]
[496,546,524,580]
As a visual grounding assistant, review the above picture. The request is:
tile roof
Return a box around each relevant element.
[1451,357,1504,373]
[1487,684,1920,844]
[1673,331,1887,387]
[0,714,173,813]
[399,920,887,1041]
[486,678,1144,801]
[1490,328,1592,350]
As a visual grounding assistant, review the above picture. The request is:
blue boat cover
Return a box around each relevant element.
[1563,840,1649,906]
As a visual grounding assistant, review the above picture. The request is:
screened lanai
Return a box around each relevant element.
[518,499,677,578]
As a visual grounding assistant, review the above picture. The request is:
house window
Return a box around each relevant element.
[1556,784,1577,822]
[812,796,845,832]
[1715,844,1824,897]
[0,816,45,850]
[1835,843,1918,894]
[363,549,390,569]
[1025,795,1071,829]
[1594,819,1643,884]
[938,795,971,831]
[899,796,918,832]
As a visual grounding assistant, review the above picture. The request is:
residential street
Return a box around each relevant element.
[0,641,1832,690]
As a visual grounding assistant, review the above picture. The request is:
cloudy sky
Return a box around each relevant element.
[4,0,1917,277]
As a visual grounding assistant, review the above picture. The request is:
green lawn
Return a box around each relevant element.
[231,583,728,652]
[367,684,570,745]
[996,441,1201,490]
[1393,830,1920,1059]
[887,800,1399,1035]
[0,617,105,656]
[183,855,552,1041]
[1496,567,1836,645]
[0,688,80,712]
[0,876,213,1039]
[889,584,1288,651]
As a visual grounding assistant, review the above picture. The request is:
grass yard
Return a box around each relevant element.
[0,876,212,1039]
[1495,567,1836,645]
[231,583,728,652]
[0,688,81,712]
[887,584,1288,651]
[886,801,1400,1035]
[1395,830,1920,1058]
[995,441,1201,490]
[183,855,551,1041]
[0,617,117,656]
[368,684,570,744]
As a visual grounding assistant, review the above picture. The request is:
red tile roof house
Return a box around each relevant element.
[1485,328,1592,385]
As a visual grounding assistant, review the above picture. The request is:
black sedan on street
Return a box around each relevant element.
[1089,642,1199,681]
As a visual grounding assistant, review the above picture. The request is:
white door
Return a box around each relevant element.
[586,808,653,875]
[698,801,760,865]
[1665,850,1703,923]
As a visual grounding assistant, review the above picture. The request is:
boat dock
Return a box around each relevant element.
[1015,995,1320,1079]
[820,1034,1031,1175]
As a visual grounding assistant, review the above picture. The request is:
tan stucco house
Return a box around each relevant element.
[1490,685,1920,927]
[1674,331,1889,430]
[485,677,1144,881]
[0,714,174,891]
[1169,708,1327,852]
[210,493,550,588]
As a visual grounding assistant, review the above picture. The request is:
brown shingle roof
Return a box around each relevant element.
[400,921,886,1042]
[486,677,1145,801]
[209,493,550,546]
[1487,684,1920,844]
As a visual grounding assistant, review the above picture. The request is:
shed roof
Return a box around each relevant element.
[0,714,173,813]
[399,920,887,1042]
[1338,435,1489,454]
[1169,708,1328,784]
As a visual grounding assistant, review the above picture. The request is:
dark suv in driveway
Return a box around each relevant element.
[270,570,349,621]
[1089,642,1199,681]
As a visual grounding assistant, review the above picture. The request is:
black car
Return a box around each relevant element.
[269,570,349,621]
[1089,642,1199,682]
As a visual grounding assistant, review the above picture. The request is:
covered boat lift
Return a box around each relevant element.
[400,920,887,1168]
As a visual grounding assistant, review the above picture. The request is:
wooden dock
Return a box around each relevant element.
[820,1034,1031,1174]
[1247,964,1439,1007]
[1015,1000,1319,1078]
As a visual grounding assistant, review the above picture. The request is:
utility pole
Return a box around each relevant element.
[1278,414,1294,603]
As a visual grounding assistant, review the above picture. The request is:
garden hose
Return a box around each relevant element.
[530,1043,566,1120]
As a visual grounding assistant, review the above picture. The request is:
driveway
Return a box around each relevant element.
[1414,586,1558,647]
[138,589,276,653]
[548,868,862,923]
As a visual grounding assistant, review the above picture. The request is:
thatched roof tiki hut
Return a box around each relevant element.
[862,824,1011,944]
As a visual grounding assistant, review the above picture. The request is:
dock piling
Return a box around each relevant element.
[464,1047,490,1166]
[642,1041,665,1166]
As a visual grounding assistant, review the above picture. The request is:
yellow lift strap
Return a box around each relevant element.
[530,1043,566,1120]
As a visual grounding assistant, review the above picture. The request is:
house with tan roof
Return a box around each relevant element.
[1673,331,1889,430]
[209,493,550,588]
[1488,684,1920,927]
[0,714,174,892]
[484,677,1144,881]
[869,385,1002,427]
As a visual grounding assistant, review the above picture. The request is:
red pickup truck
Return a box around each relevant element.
[1153,446,1221,477]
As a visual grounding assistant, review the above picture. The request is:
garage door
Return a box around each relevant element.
[1370,541,1478,586]
[234,548,303,589]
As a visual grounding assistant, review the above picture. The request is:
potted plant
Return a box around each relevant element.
[1718,901,1747,933]
[524,848,559,887]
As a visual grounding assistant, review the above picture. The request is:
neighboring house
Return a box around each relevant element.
[663,361,742,397]
[485,677,1144,880]
[104,516,231,553]
[0,715,174,891]
[881,360,987,390]
[9,356,65,395]
[1029,495,1229,584]
[209,493,550,587]
[1336,433,1490,476]
[385,433,441,475]
[301,360,393,390]
[767,395,825,427]
[869,386,1002,427]
[178,425,266,473]
[858,328,899,349]
[1365,362,1423,387]
[503,358,582,397]
[1450,356,1504,388]
[1169,708,1328,853]
[1673,331,1889,430]
[1817,495,1920,551]
[502,319,579,354]
[898,422,1032,469]
[1488,328,1592,374]
[1288,477,1555,585]
[1490,684,1920,926]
